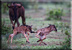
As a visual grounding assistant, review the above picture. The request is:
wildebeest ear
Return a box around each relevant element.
[31,25,33,27]
[7,3,13,8]
[49,24,51,26]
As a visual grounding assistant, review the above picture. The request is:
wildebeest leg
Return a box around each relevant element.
[22,16,26,25]
[23,33,30,43]
[9,16,14,29]
[9,16,13,24]
[12,20,16,29]
[16,19,20,27]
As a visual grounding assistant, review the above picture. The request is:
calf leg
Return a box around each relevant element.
[39,40,43,45]
[7,34,14,44]
[27,33,29,40]
[36,32,41,39]
[7,34,12,43]
[37,37,46,42]
[11,34,14,43]
[37,39,41,42]
[26,33,30,43]
[23,33,30,43]
[39,38,47,45]
[9,32,17,43]
[39,40,47,45]
[38,35,47,45]
[37,35,46,42]
[42,41,47,45]
[11,33,17,43]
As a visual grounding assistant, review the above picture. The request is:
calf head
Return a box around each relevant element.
[24,25,35,33]
[49,25,57,32]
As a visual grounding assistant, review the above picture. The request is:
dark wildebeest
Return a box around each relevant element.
[7,25,34,44]
[35,24,57,45]
[7,2,26,29]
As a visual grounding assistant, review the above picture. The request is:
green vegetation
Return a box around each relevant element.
[46,9,63,20]
[53,30,71,50]
[1,18,12,35]
[1,3,9,14]
[1,22,12,35]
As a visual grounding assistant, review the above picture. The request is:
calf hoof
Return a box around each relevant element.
[37,40,39,42]
[26,41,30,43]
[44,43,47,45]
[39,43,41,45]
[37,39,41,42]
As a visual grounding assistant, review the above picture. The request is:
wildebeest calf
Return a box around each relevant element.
[35,24,57,45]
[7,25,34,44]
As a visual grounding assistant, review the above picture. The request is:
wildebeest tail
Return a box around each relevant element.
[12,26,15,30]
[34,31,37,33]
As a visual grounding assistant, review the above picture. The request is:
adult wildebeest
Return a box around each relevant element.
[35,24,57,45]
[7,2,26,29]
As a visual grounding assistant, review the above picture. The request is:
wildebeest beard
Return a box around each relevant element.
[11,5,17,21]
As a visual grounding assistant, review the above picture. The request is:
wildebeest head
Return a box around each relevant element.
[7,2,22,20]
[7,2,22,10]
[49,24,57,32]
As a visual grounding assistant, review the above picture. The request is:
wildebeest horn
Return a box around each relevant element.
[18,3,22,8]
[7,3,14,8]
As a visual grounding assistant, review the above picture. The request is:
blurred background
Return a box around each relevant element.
[1,0,71,49]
